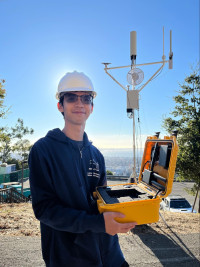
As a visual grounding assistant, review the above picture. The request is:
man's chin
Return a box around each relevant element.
[70,120,86,126]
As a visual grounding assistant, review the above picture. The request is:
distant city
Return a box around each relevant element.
[100,148,144,176]
[10,148,145,177]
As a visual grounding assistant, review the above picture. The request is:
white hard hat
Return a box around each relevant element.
[56,71,97,99]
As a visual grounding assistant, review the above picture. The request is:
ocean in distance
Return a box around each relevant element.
[99,148,143,158]
[10,148,144,160]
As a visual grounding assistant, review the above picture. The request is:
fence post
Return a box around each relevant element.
[21,164,24,195]
[21,160,28,195]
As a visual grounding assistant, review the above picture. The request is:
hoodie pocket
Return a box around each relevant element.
[73,232,102,264]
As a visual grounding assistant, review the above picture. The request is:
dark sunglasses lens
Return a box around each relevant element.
[65,94,77,103]
[81,95,92,104]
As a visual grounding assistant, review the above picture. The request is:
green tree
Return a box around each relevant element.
[163,69,200,212]
[11,118,34,161]
[12,139,32,161]
[0,79,12,162]
[0,79,9,119]
[0,127,12,162]
[106,170,114,175]
[0,81,34,163]
[0,118,34,162]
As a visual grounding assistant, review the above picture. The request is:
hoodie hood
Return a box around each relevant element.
[46,128,91,147]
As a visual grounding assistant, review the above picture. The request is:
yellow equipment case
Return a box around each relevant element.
[95,131,178,225]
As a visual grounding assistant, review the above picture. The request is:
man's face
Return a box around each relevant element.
[57,91,93,126]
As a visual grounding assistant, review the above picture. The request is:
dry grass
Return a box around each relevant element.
[0,203,40,236]
[0,203,199,237]
[132,211,200,236]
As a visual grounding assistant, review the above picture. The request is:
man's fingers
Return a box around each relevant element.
[111,213,137,228]
[117,221,137,230]
[111,212,126,219]
[120,225,136,233]
[103,212,137,235]
[123,222,137,228]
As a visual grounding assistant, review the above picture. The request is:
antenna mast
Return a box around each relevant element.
[102,27,173,182]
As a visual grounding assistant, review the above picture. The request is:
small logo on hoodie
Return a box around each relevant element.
[87,159,100,179]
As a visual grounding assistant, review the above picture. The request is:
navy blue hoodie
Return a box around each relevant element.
[29,128,125,267]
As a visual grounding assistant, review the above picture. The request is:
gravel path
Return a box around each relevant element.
[0,233,199,267]
[0,236,45,267]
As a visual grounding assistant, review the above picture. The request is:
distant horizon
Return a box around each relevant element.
[99,147,143,150]
[99,147,144,158]
[6,148,144,162]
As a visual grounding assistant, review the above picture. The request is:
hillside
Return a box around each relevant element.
[0,203,199,236]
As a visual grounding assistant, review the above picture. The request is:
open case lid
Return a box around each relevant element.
[138,131,178,198]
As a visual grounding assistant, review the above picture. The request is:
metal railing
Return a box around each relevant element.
[0,187,29,203]
[107,175,129,181]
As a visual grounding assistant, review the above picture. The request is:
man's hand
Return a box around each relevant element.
[103,212,137,236]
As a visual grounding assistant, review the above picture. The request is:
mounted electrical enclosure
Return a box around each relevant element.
[95,133,178,225]
[127,90,139,112]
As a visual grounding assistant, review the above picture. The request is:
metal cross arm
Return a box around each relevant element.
[102,64,128,92]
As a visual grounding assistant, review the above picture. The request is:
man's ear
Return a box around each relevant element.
[57,102,63,113]
[91,104,94,113]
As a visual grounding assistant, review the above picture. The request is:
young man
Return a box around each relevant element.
[29,71,137,267]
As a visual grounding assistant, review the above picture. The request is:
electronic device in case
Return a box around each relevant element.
[95,132,178,225]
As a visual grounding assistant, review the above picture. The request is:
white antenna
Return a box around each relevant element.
[130,31,137,65]
[102,27,173,182]
[169,30,173,69]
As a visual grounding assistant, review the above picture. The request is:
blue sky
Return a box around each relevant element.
[0,0,199,149]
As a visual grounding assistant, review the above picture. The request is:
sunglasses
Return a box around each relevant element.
[63,93,93,104]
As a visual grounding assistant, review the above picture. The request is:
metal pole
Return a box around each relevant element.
[133,109,136,179]
[192,184,199,213]
[21,162,24,195]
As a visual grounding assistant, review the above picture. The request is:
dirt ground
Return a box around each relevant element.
[0,203,199,237]
[0,203,199,267]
